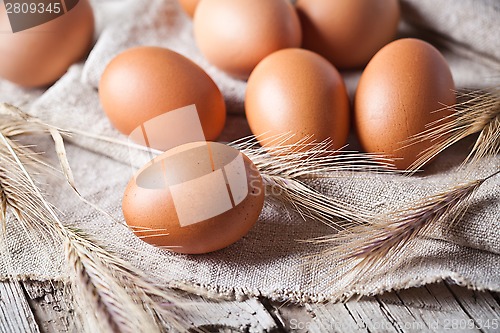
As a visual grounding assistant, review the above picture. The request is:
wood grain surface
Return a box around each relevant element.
[1,280,499,332]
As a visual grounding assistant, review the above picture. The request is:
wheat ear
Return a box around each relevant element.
[314,170,499,298]
[406,87,500,172]
[231,134,395,229]
[0,104,187,332]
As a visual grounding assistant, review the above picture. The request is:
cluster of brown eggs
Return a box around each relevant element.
[0,0,455,171]
[0,0,456,254]
[101,0,455,254]
[181,0,455,170]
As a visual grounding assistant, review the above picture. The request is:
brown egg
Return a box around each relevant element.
[245,48,350,151]
[99,46,226,149]
[123,142,265,254]
[0,0,94,87]
[354,38,455,170]
[178,0,200,17]
[296,0,400,69]
[193,0,302,79]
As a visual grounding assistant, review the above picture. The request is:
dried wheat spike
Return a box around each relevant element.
[315,170,499,298]
[406,87,500,172]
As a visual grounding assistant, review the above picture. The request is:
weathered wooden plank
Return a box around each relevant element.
[380,283,481,332]
[23,280,278,333]
[271,300,369,332]
[344,296,402,333]
[0,280,40,333]
[22,280,82,333]
[267,300,315,332]
[10,278,500,333]
[446,284,500,333]
[271,283,500,333]
[427,283,482,332]
[272,296,403,332]
[179,295,278,333]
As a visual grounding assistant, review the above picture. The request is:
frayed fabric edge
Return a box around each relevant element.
[1,272,498,305]
[167,272,500,305]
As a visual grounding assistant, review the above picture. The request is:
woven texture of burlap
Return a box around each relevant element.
[0,0,498,302]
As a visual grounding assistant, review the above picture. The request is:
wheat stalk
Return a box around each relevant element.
[406,86,500,172]
[65,228,186,332]
[314,170,499,298]
[231,134,395,229]
[0,104,187,332]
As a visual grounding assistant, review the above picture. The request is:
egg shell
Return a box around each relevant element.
[178,0,200,17]
[99,46,226,147]
[122,142,264,254]
[0,0,94,87]
[245,48,350,151]
[354,38,455,170]
[296,0,400,69]
[194,0,302,79]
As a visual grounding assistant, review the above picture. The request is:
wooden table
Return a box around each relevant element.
[1,280,499,332]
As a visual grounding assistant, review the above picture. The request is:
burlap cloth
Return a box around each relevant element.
[0,0,499,303]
